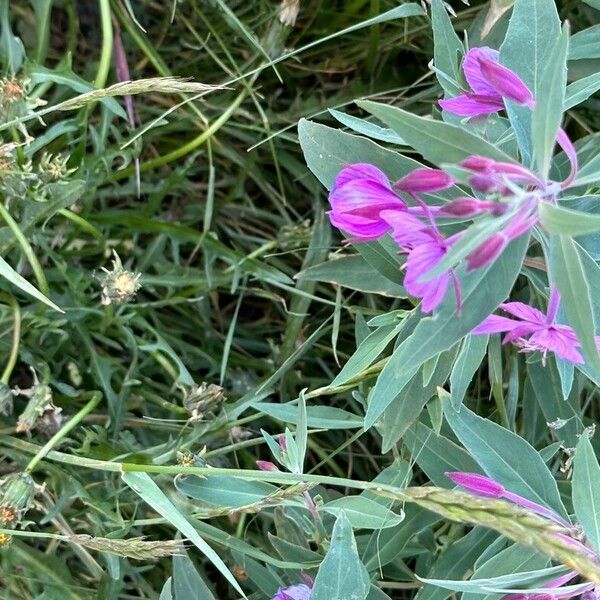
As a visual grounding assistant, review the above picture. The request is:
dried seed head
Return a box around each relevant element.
[0,473,35,527]
[181,382,226,420]
[0,79,27,104]
[99,251,142,306]
[70,535,181,560]
[278,0,300,26]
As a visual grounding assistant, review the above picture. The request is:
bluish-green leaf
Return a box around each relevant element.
[443,403,568,518]
[357,100,516,166]
[253,401,363,429]
[565,72,600,109]
[323,496,403,529]
[364,236,528,429]
[532,25,569,178]
[569,24,600,61]
[121,472,246,598]
[549,235,600,372]
[540,203,600,236]
[173,553,216,600]
[0,0,25,74]
[312,512,370,600]
[572,434,600,552]
[329,109,406,145]
[500,0,561,163]
[431,0,464,95]
[450,335,489,409]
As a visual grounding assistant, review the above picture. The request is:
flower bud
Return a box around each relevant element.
[467,233,507,270]
[478,57,535,109]
[394,168,454,193]
[182,382,226,421]
[0,473,35,527]
[440,198,503,218]
[256,460,279,472]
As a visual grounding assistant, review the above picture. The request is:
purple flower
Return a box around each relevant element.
[503,572,590,600]
[439,47,534,117]
[328,164,407,241]
[256,460,279,472]
[381,210,462,313]
[272,583,312,600]
[472,289,589,365]
[446,471,572,528]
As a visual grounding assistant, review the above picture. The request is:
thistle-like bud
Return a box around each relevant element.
[0,473,35,527]
[13,372,57,434]
[98,251,142,306]
[0,79,27,106]
[177,450,207,468]
[182,382,226,421]
[37,152,74,184]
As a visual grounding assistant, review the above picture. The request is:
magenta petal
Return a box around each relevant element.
[445,472,504,497]
[439,94,504,117]
[328,212,391,240]
[333,163,390,190]
[463,47,502,96]
[478,58,535,108]
[499,302,546,325]
[273,584,312,600]
[556,127,579,189]
[379,209,432,250]
[404,241,450,313]
[529,327,584,364]
[329,179,405,214]
[472,314,521,334]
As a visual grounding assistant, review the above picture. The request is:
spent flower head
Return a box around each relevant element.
[98,251,142,306]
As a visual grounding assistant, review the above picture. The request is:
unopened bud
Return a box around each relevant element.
[466,234,507,270]
[394,168,454,193]
[445,472,504,497]
[0,473,35,527]
[478,58,535,108]
[256,460,279,472]
[440,198,504,218]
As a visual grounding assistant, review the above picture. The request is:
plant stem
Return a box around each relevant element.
[0,293,20,383]
[24,392,103,474]
[95,0,114,88]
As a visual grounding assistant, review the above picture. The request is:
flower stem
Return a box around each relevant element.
[0,293,20,384]
[24,392,103,474]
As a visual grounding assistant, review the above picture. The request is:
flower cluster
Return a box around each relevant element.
[327,47,582,363]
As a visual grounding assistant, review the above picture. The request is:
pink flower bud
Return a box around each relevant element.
[256,460,279,472]
[440,198,503,218]
[445,472,504,497]
[277,434,287,450]
[394,168,454,193]
[467,233,507,270]
[461,156,496,172]
[478,57,535,109]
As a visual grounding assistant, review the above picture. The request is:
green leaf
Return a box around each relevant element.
[540,202,600,236]
[421,565,565,594]
[159,578,173,600]
[431,0,464,95]
[364,236,528,429]
[500,0,561,163]
[403,421,482,486]
[573,434,600,552]
[450,335,489,410]
[328,109,406,145]
[121,471,247,598]
[380,345,458,452]
[332,321,403,386]
[569,24,600,61]
[416,529,498,600]
[549,235,600,371]
[0,256,62,312]
[253,402,363,429]
[0,0,25,74]
[296,255,406,297]
[323,496,404,529]
[173,553,216,600]
[357,100,516,166]
[176,475,277,509]
[565,72,600,110]
[443,403,568,518]
[583,0,600,8]
[312,512,370,600]
[532,25,569,178]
